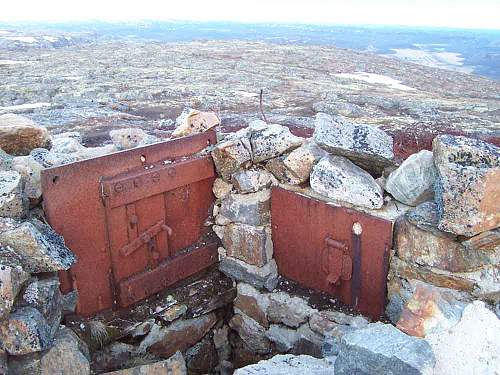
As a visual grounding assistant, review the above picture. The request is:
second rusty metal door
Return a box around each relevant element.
[271,187,393,320]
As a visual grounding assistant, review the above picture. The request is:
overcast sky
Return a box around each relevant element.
[1,0,499,30]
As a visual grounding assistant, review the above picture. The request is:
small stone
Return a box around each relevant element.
[77,144,117,160]
[212,178,232,199]
[232,169,275,193]
[266,324,299,352]
[211,130,252,180]
[171,108,220,138]
[92,342,142,373]
[30,147,79,167]
[293,324,324,358]
[335,322,435,375]
[158,304,187,323]
[0,170,28,219]
[219,254,278,291]
[385,276,413,324]
[144,313,217,358]
[50,136,84,154]
[461,228,500,253]
[316,310,369,329]
[280,140,327,184]
[234,283,270,328]
[385,150,437,206]
[220,190,271,226]
[267,292,316,328]
[426,301,500,375]
[103,351,187,375]
[11,155,44,202]
[223,223,273,266]
[251,124,303,163]
[0,114,51,155]
[0,264,29,318]
[0,218,77,273]
[185,335,218,374]
[310,155,384,209]
[396,281,467,337]
[235,354,333,375]
[313,112,394,174]
[433,135,500,236]
[109,128,157,150]
[229,313,270,354]
[0,307,52,355]
[61,290,79,315]
[213,224,225,240]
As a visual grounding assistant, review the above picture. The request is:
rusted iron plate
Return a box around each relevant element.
[119,243,218,307]
[271,187,392,320]
[41,131,217,316]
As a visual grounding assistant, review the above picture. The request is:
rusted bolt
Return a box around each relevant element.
[152,172,160,183]
[129,215,138,226]
[352,222,363,236]
[114,183,124,193]
[167,167,176,177]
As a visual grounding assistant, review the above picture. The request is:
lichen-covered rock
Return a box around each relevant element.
[0,114,51,155]
[267,292,317,328]
[0,218,76,273]
[313,112,394,174]
[335,322,435,375]
[103,351,187,375]
[385,276,414,324]
[396,281,467,337]
[232,169,275,193]
[12,155,44,202]
[433,135,500,236]
[0,170,28,219]
[143,313,217,358]
[223,223,273,266]
[229,313,270,354]
[52,131,82,143]
[0,264,29,318]
[171,108,220,138]
[250,123,303,163]
[15,274,64,338]
[396,213,498,272]
[426,301,500,375]
[50,136,85,154]
[234,283,270,328]
[211,130,252,180]
[0,307,52,355]
[310,155,384,209]
[235,354,333,375]
[30,147,79,168]
[219,252,278,291]
[109,128,158,150]
[212,178,233,199]
[220,190,271,226]
[266,324,299,352]
[385,150,437,205]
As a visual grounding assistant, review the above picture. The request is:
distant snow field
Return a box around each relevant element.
[333,72,415,91]
[0,102,51,112]
[0,60,33,65]
[1,36,37,43]
[386,49,474,74]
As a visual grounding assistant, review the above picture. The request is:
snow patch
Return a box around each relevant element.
[235,91,259,98]
[0,60,33,65]
[333,72,415,91]
[386,49,474,74]
[43,36,58,43]
[0,102,51,111]
[1,36,37,43]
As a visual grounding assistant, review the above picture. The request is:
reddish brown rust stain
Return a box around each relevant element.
[42,131,218,316]
[271,187,393,320]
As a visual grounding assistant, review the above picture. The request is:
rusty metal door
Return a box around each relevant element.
[41,132,218,316]
[271,187,392,320]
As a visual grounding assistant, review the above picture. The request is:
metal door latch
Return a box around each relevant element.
[322,237,352,286]
[120,220,173,257]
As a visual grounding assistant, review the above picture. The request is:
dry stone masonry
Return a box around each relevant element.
[0,110,497,374]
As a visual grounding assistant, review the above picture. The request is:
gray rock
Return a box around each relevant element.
[232,169,275,193]
[266,324,299,352]
[171,108,219,138]
[267,292,317,328]
[109,128,157,150]
[0,148,13,171]
[223,223,273,267]
[0,218,77,273]
[313,112,394,174]
[0,307,52,355]
[212,130,252,180]
[212,178,233,199]
[317,310,369,329]
[29,148,79,168]
[234,354,333,375]
[229,313,271,354]
[310,155,384,209]
[0,114,51,156]
[52,131,82,143]
[250,124,303,163]
[102,351,186,375]
[50,136,84,154]
[385,150,437,206]
[234,283,270,328]
[220,190,271,226]
[0,264,29,318]
[15,274,64,338]
[11,155,44,202]
[335,322,435,375]
[219,253,278,291]
[433,135,500,236]
[0,170,28,219]
[292,324,324,358]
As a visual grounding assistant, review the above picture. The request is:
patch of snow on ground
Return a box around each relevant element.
[43,36,58,43]
[0,60,33,65]
[0,102,51,112]
[333,72,415,91]
[1,36,37,43]
[386,48,474,74]
[235,91,259,98]
[0,30,11,35]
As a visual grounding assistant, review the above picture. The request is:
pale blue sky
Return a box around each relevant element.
[1,0,499,29]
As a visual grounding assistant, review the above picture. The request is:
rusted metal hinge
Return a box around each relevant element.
[322,237,353,286]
